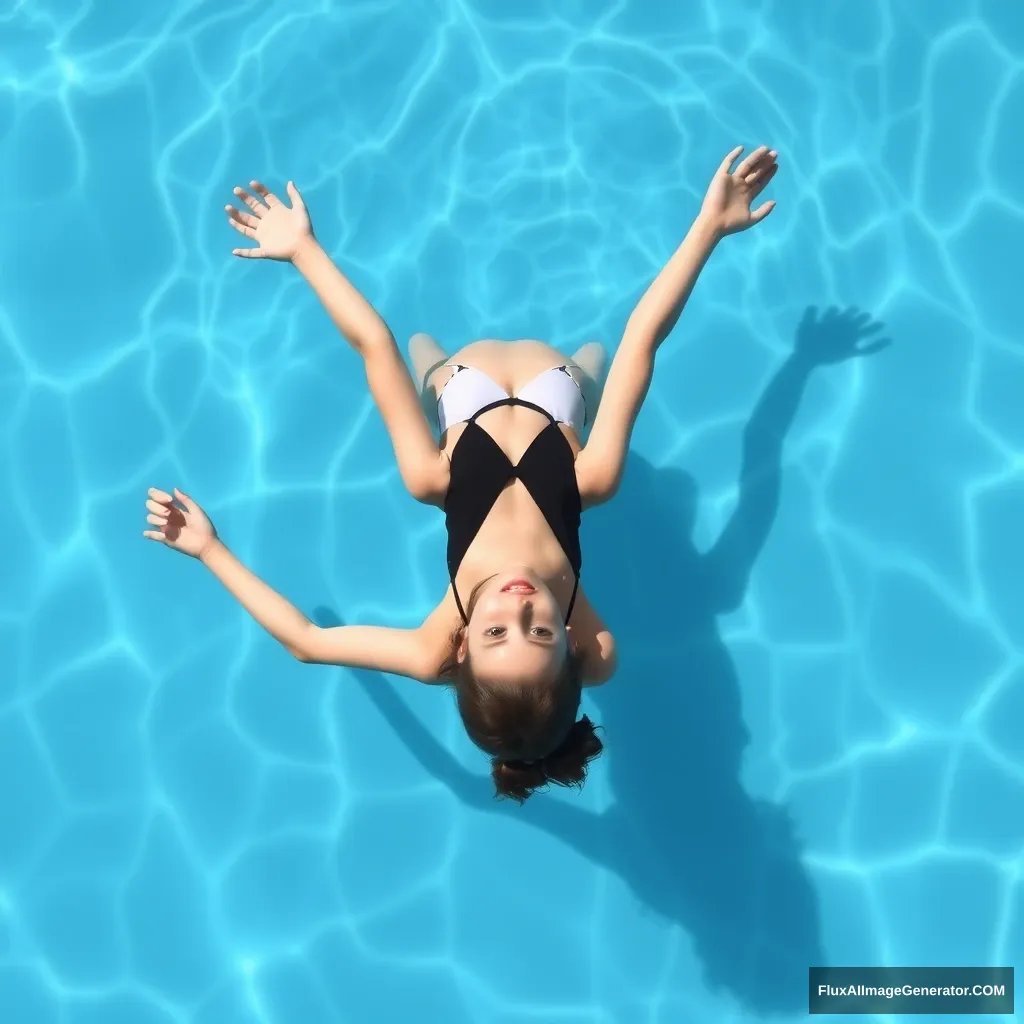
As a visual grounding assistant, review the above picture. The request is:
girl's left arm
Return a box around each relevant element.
[228,180,448,505]
[576,145,778,507]
[575,213,721,506]
[291,239,449,505]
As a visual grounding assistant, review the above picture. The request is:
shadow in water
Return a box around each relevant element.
[317,308,888,1016]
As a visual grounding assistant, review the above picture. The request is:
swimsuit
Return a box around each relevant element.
[439,364,585,626]
[437,364,586,435]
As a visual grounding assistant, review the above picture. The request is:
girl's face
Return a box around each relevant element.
[460,568,568,685]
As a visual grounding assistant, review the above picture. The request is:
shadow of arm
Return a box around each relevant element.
[703,353,813,613]
[353,666,493,810]
[314,604,485,803]
[703,306,888,613]
[356,665,612,859]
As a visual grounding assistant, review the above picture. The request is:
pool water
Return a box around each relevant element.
[2,0,1023,1021]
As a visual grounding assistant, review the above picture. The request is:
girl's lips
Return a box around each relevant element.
[501,578,536,593]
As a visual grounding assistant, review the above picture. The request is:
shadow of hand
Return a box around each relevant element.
[795,306,889,366]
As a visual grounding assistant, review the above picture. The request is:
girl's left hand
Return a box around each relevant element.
[701,146,778,236]
[226,180,313,261]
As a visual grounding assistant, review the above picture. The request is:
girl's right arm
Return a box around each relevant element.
[200,540,440,680]
[566,587,617,685]
[144,487,446,682]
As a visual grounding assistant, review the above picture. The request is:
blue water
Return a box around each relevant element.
[2,0,1023,1021]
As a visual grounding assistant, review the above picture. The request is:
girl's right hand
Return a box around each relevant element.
[226,180,313,262]
[143,487,217,559]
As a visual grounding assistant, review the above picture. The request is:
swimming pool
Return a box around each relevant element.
[2,0,1022,1020]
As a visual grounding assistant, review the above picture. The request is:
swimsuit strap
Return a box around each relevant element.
[565,575,579,624]
[452,582,469,625]
[467,395,557,424]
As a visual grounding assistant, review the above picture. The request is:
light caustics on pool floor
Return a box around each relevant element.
[1,1,1023,1022]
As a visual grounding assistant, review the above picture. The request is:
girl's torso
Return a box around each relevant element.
[428,339,586,618]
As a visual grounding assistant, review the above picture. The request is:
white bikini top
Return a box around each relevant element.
[436,364,586,435]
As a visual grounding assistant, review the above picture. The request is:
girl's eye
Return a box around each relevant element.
[485,626,506,637]
[532,627,553,637]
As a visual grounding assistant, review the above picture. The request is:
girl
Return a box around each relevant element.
[143,145,778,801]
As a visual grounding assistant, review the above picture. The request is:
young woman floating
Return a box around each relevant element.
[144,145,778,801]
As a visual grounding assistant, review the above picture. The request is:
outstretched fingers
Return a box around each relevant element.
[225,206,257,239]
[143,486,192,543]
[144,487,173,542]
[145,485,193,517]
[735,145,770,178]
[173,487,198,515]
[233,186,267,217]
[746,162,779,195]
[718,145,744,176]
[749,199,776,224]
[249,180,281,207]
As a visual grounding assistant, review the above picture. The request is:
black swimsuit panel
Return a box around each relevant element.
[444,397,582,625]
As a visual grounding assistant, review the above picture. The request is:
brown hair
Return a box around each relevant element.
[439,630,604,803]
